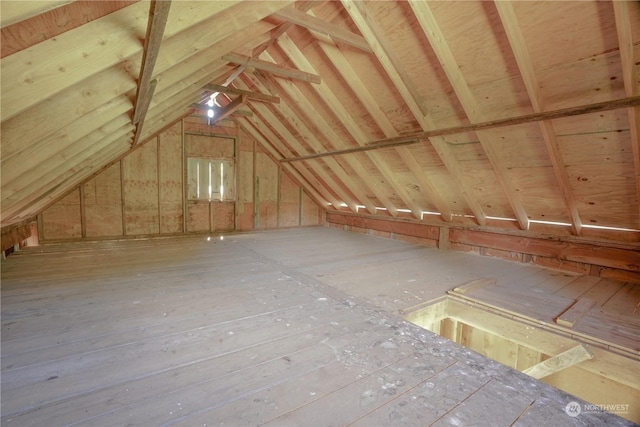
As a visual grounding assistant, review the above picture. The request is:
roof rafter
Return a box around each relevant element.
[408,0,531,231]
[306,12,453,222]
[276,34,426,220]
[242,72,379,215]
[277,34,428,219]
[236,118,330,210]
[341,0,488,226]
[613,0,640,220]
[274,7,372,53]
[1,0,245,122]
[281,96,640,161]
[132,0,172,146]
[0,0,73,28]
[494,0,582,235]
[3,122,134,223]
[242,85,360,213]
[241,109,342,211]
[254,60,398,216]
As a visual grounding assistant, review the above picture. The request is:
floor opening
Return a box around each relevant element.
[404,295,639,423]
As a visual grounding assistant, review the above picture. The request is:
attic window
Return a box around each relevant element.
[187,157,235,202]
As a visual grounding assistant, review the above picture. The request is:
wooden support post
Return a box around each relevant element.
[438,227,450,250]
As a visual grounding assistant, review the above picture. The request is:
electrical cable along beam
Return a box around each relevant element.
[281,95,640,162]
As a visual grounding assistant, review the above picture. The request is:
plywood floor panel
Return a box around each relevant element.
[1,228,633,426]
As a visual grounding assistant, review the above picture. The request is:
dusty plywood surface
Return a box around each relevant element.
[1,228,633,426]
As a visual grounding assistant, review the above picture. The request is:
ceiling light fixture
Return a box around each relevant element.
[207,95,216,124]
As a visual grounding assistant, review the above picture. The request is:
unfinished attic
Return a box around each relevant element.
[1,0,639,425]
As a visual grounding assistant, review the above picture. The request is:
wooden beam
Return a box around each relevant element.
[212,95,246,124]
[252,68,393,216]
[613,1,640,221]
[341,0,488,226]
[0,0,73,28]
[408,0,530,231]
[243,86,358,213]
[241,73,378,215]
[132,79,158,146]
[277,34,426,219]
[204,83,280,103]
[494,1,582,235]
[281,96,640,161]
[132,0,171,127]
[268,39,404,217]
[308,14,453,222]
[251,0,316,58]
[2,114,133,219]
[222,52,321,84]
[237,118,331,210]
[1,1,244,122]
[523,344,593,379]
[274,7,372,52]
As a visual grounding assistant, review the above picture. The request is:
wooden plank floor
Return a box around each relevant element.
[1,227,634,426]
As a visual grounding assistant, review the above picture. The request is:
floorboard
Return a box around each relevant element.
[1,227,634,426]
